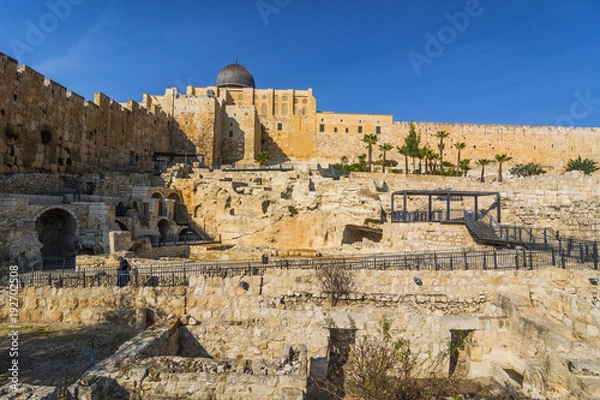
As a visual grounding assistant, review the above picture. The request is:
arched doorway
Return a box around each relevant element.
[175,204,189,224]
[167,192,181,203]
[115,202,128,217]
[35,208,78,268]
[158,219,170,244]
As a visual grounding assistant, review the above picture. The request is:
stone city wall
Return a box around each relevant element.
[311,118,600,171]
[0,52,177,175]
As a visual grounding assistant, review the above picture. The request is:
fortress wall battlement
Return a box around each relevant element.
[0,52,175,175]
[312,118,600,171]
[1,52,598,173]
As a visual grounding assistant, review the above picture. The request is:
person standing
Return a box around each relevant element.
[117,256,131,287]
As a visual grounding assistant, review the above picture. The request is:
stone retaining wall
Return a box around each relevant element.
[5,267,600,397]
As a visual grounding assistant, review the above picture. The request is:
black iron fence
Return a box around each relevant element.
[12,247,598,288]
[391,209,466,223]
[465,214,599,261]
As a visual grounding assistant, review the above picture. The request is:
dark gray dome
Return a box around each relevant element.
[216,63,255,88]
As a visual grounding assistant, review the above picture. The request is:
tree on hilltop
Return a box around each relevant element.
[435,131,450,172]
[494,153,512,182]
[397,145,410,174]
[362,134,379,172]
[460,158,472,177]
[403,122,421,173]
[454,142,466,177]
[379,143,393,173]
[476,158,494,182]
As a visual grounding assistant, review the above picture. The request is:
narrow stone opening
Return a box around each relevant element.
[449,329,473,377]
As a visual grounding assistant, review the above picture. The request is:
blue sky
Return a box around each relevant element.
[1,0,599,127]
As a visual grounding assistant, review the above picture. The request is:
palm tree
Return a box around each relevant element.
[460,158,471,177]
[379,143,393,173]
[362,134,379,172]
[454,142,466,177]
[430,152,440,173]
[494,153,513,182]
[421,146,433,174]
[254,151,272,167]
[435,131,450,171]
[397,145,409,174]
[357,154,367,172]
[476,158,494,182]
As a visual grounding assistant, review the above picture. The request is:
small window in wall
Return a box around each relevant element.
[345,128,348,133]
[229,131,233,138]
[334,127,338,133]
[277,122,283,131]
[319,124,325,132]
[376,126,381,134]
[358,126,363,134]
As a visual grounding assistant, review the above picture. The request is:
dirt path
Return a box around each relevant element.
[0,324,139,387]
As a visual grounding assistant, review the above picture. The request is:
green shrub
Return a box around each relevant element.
[509,162,547,177]
[565,156,599,175]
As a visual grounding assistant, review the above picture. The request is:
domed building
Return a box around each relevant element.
[146,61,397,168]
[216,62,255,89]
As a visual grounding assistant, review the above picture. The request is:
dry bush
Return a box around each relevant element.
[318,262,354,306]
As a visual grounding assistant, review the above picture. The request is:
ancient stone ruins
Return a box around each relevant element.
[1,53,600,399]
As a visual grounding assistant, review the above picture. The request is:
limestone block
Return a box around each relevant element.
[109,231,133,253]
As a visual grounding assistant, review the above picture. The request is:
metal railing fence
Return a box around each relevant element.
[12,246,597,288]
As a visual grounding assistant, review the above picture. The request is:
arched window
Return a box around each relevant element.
[282,103,288,115]
[274,103,279,115]
[261,103,267,115]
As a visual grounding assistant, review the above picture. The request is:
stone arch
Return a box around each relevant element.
[167,192,181,203]
[193,204,203,218]
[178,227,197,241]
[34,206,79,265]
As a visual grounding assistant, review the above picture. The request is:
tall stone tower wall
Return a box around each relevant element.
[0,52,174,175]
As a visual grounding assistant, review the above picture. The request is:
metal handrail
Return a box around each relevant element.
[11,245,598,288]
